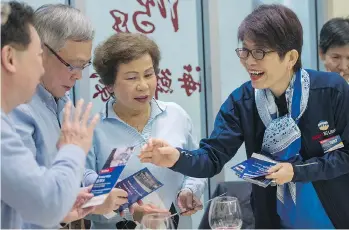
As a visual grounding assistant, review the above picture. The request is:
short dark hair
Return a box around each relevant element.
[93,33,161,87]
[1,1,34,50]
[319,17,349,54]
[238,4,303,71]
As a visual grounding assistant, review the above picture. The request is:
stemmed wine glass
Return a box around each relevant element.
[139,213,175,229]
[209,196,243,230]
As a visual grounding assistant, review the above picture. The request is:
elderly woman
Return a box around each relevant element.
[85,33,206,229]
[139,4,349,229]
[319,17,349,82]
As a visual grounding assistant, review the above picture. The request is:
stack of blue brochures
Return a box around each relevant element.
[231,153,277,188]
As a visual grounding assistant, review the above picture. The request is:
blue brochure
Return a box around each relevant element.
[82,147,134,208]
[232,153,277,188]
[116,167,164,212]
[231,160,248,178]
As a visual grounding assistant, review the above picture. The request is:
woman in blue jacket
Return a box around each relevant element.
[139,4,349,229]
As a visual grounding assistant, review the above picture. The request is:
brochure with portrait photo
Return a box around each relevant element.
[116,167,164,212]
[82,147,134,208]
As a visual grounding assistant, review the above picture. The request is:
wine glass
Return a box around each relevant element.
[209,196,243,230]
[139,213,175,229]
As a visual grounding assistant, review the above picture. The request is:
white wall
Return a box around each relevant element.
[331,0,349,17]
[217,0,253,182]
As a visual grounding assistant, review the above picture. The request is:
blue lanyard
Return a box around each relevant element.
[284,69,302,161]
[291,69,302,122]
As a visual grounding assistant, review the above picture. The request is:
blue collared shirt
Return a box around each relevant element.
[85,98,207,229]
[1,109,86,229]
[8,84,98,228]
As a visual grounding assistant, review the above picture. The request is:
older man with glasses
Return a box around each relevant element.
[44,43,92,73]
[8,4,129,229]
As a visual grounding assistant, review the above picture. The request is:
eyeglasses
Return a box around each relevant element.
[44,43,91,72]
[235,48,275,60]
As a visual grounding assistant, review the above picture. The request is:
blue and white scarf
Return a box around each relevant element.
[255,69,335,228]
[255,68,310,222]
[256,68,310,203]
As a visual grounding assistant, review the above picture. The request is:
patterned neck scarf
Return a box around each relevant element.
[255,68,310,205]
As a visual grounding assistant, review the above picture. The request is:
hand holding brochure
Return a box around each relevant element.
[82,147,134,208]
[116,167,164,212]
[103,168,164,219]
[82,145,163,216]
[231,153,277,188]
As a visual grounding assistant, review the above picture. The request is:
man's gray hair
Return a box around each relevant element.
[34,4,94,50]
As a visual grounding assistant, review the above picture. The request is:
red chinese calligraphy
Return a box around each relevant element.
[155,68,174,99]
[90,73,111,102]
[133,0,156,34]
[110,10,131,33]
[156,0,179,32]
[178,65,201,97]
[110,0,179,34]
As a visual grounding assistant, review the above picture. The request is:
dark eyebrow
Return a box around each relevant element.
[144,67,154,72]
[124,71,139,75]
[123,67,154,75]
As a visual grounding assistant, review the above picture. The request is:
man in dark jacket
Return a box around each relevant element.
[139,4,349,229]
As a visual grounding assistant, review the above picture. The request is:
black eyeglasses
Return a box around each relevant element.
[235,48,275,60]
[44,43,91,72]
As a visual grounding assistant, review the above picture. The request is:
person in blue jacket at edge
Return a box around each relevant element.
[139,4,349,229]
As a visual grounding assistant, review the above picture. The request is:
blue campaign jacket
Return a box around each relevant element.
[171,69,349,228]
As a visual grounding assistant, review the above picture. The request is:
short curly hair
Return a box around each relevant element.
[93,33,161,87]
